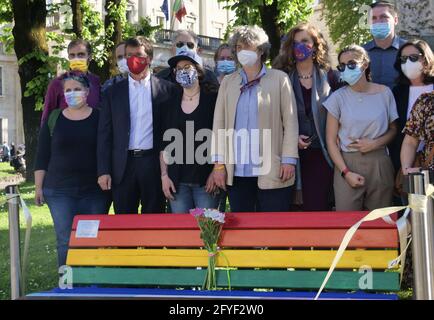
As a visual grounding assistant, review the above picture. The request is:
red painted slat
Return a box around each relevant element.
[69,228,398,248]
[72,211,398,230]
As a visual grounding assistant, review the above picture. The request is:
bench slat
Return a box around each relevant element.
[27,287,399,300]
[66,249,398,269]
[70,267,400,291]
[72,212,397,230]
[69,229,398,248]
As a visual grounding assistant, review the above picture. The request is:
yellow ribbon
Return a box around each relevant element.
[314,185,434,300]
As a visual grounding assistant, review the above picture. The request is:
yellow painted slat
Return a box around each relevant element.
[67,249,398,269]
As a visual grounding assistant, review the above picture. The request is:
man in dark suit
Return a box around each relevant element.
[97,36,180,214]
[155,29,219,87]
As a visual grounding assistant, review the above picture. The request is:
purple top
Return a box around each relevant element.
[41,72,101,125]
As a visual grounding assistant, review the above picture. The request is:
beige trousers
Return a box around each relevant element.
[334,149,394,211]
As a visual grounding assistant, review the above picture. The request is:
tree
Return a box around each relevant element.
[321,0,373,50]
[71,0,84,38]
[0,0,162,181]
[220,0,314,60]
[10,0,49,181]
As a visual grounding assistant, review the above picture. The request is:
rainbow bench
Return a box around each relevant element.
[28,212,400,299]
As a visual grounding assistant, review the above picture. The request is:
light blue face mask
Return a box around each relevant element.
[370,22,392,40]
[216,60,236,75]
[176,45,195,56]
[340,66,364,86]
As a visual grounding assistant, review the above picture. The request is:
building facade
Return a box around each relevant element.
[2,0,434,147]
[0,42,24,145]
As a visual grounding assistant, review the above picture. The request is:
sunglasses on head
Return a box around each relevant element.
[337,60,359,72]
[176,41,195,49]
[400,53,423,64]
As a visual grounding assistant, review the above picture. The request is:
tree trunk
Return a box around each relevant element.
[258,0,281,61]
[103,0,124,79]
[71,0,83,38]
[11,0,48,182]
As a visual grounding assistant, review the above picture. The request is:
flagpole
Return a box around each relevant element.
[170,0,176,31]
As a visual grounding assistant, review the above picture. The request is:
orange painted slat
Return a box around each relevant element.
[72,212,397,230]
[69,228,397,248]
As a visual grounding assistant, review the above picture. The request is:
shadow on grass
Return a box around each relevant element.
[0,224,58,300]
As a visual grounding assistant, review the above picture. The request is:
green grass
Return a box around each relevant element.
[0,181,58,300]
[0,162,17,178]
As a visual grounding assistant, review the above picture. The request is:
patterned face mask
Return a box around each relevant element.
[293,42,314,62]
[64,91,87,108]
[175,68,198,88]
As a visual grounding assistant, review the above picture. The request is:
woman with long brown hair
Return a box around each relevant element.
[273,22,340,211]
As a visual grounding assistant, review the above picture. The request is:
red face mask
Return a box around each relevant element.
[127,55,149,75]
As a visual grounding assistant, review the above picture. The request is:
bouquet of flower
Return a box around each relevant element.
[190,208,225,290]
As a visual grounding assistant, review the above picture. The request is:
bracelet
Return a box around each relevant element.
[341,167,350,178]
[213,165,225,171]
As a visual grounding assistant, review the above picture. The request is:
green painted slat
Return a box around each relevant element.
[70,267,400,291]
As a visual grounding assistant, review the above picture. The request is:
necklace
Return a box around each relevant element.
[183,90,200,101]
[298,74,313,80]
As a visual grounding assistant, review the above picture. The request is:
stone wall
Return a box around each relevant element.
[396,0,434,45]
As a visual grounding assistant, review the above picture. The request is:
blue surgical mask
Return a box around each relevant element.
[176,45,195,56]
[216,60,236,75]
[64,91,86,108]
[176,68,198,88]
[370,22,392,40]
[340,66,364,86]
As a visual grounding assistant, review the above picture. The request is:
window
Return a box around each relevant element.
[216,27,222,39]
[157,16,165,27]
[187,21,195,31]
[0,66,3,96]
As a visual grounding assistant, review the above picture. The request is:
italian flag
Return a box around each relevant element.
[173,0,187,23]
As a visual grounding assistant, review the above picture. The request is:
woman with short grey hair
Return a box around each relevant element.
[228,25,271,64]
[211,25,299,212]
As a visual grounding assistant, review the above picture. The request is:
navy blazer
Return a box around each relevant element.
[97,75,181,185]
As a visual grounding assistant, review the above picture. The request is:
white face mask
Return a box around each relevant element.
[402,60,423,80]
[117,58,129,74]
[237,50,258,67]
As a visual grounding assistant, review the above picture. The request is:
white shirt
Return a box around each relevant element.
[407,84,434,119]
[128,73,153,150]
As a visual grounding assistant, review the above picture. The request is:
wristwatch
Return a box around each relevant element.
[341,167,350,177]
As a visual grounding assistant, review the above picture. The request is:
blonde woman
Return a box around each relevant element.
[324,45,398,211]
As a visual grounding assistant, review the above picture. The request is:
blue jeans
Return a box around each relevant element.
[43,185,110,267]
[170,183,220,213]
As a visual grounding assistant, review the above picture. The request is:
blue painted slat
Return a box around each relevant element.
[27,287,398,300]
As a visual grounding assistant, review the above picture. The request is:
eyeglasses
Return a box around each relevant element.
[337,61,359,72]
[174,65,195,72]
[176,41,195,49]
[400,53,423,64]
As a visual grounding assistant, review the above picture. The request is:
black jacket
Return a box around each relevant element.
[97,75,181,185]
[161,88,217,187]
